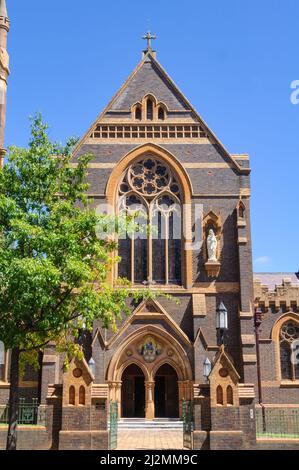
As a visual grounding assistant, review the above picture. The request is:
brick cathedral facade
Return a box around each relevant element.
[0,4,299,450]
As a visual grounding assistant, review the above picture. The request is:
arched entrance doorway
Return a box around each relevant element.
[154,364,179,418]
[121,364,145,418]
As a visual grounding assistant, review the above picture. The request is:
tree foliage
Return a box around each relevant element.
[0,115,151,362]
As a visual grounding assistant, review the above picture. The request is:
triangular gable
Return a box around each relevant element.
[104,298,192,349]
[72,52,248,174]
[64,356,95,383]
[107,55,190,113]
[91,327,107,349]
[209,345,240,383]
[194,327,219,351]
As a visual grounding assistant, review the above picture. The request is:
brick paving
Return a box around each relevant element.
[117,430,186,450]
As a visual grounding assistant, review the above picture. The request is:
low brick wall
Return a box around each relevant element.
[59,430,109,450]
[209,430,244,450]
[193,430,209,450]
[256,439,299,450]
[0,426,51,450]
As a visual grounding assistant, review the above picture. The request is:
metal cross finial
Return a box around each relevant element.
[142,31,156,51]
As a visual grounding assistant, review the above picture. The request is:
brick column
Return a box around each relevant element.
[237,199,258,386]
[40,343,58,404]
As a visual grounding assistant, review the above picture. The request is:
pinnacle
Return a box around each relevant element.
[0,0,8,19]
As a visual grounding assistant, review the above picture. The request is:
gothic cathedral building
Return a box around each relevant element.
[0,3,299,450]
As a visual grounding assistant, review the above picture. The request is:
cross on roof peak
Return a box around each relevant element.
[142,31,157,52]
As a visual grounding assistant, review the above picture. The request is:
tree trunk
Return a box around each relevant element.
[6,347,20,451]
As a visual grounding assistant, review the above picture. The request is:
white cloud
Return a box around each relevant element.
[254,256,271,265]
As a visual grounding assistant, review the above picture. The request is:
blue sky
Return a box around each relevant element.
[5,0,299,273]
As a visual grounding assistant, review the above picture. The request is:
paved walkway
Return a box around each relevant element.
[117,430,186,450]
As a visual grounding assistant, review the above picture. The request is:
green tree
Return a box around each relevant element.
[0,116,147,450]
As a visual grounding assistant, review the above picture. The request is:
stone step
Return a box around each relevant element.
[116,418,184,430]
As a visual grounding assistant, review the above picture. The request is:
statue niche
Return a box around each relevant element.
[207,228,218,262]
[203,211,221,278]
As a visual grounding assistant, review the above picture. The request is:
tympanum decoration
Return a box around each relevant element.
[138,336,162,363]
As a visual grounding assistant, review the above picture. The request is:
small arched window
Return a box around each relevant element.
[135,106,142,121]
[280,321,299,381]
[216,385,223,405]
[79,386,85,405]
[69,386,75,405]
[158,107,165,121]
[0,341,5,381]
[147,99,154,120]
[227,385,233,405]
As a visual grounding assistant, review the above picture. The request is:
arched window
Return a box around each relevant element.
[158,107,165,121]
[79,386,85,405]
[118,156,182,285]
[227,385,233,405]
[0,341,4,381]
[147,99,154,120]
[69,386,75,405]
[135,106,142,121]
[280,321,299,380]
[216,385,223,405]
[152,195,181,283]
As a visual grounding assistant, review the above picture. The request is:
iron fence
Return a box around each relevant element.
[256,407,299,439]
[0,398,40,425]
[182,400,194,449]
[109,401,118,450]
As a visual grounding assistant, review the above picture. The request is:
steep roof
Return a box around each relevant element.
[72,51,249,175]
[108,54,190,112]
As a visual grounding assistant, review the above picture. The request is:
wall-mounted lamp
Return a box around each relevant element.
[216,302,228,345]
[88,357,95,377]
[203,357,212,382]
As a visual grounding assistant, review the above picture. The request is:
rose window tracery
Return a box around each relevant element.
[280,320,299,381]
[119,156,181,200]
[280,321,299,342]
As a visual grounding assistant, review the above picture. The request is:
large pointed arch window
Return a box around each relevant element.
[280,320,299,381]
[117,156,182,285]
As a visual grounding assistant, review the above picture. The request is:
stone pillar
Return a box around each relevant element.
[116,381,122,418]
[178,380,184,418]
[145,381,155,420]
[184,380,193,400]
[108,381,122,417]
[108,381,116,401]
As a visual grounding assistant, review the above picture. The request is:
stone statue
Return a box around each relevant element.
[207,229,218,262]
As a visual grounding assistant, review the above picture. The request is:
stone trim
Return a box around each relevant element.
[241,334,255,345]
[238,383,255,399]
[192,293,207,317]
[242,355,257,364]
